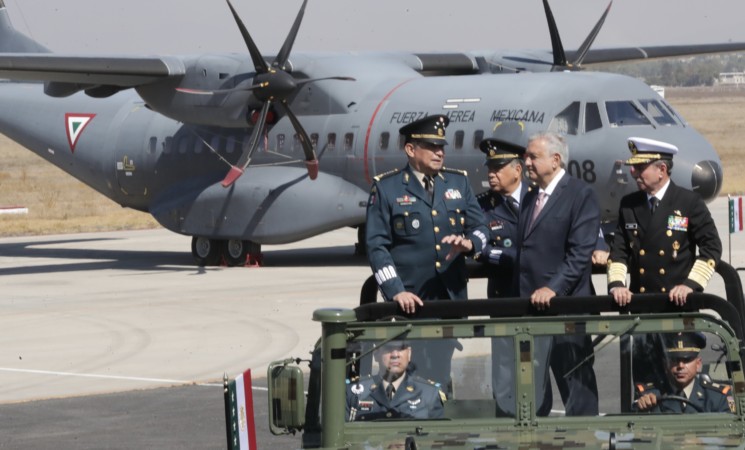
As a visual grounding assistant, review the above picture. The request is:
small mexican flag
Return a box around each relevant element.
[730,196,744,234]
[225,369,257,450]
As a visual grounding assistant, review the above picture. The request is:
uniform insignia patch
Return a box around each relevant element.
[450,218,456,226]
[412,219,420,229]
[504,238,512,248]
[490,220,504,231]
[625,223,638,230]
[407,399,421,406]
[667,215,689,231]
[444,189,462,199]
[406,386,414,392]
[351,383,364,395]
[396,195,416,206]
[358,400,374,411]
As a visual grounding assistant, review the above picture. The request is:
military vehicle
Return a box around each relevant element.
[263,264,745,449]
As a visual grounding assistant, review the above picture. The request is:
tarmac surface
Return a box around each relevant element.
[0,196,742,449]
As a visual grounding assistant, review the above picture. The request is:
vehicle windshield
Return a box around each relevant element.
[345,319,736,421]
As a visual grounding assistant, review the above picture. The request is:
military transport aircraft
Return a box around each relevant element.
[0,0,740,266]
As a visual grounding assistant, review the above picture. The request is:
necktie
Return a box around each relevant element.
[386,384,395,400]
[505,196,519,217]
[528,191,547,230]
[423,175,434,202]
[650,197,659,214]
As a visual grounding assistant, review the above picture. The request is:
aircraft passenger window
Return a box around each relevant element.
[639,99,677,126]
[149,137,157,154]
[472,130,484,149]
[549,102,580,135]
[398,135,406,151]
[379,132,390,151]
[293,134,301,153]
[344,133,354,152]
[311,133,319,150]
[454,130,464,150]
[210,136,221,155]
[585,103,602,133]
[277,134,285,152]
[327,133,336,151]
[178,137,189,155]
[165,136,176,154]
[605,101,651,127]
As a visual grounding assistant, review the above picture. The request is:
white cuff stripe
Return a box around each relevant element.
[472,230,487,248]
[376,265,398,284]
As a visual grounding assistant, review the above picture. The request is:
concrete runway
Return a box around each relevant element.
[0,196,742,448]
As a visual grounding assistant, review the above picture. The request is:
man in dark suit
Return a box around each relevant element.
[634,332,732,414]
[515,131,600,416]
[346,340,446,421]
[365,114,488,389]
[608,136,722,391]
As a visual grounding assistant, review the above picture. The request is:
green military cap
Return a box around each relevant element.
[399,115,449,146]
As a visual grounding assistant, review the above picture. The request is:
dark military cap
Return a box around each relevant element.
[665,332,706,360]
[479,138,525,168]
[625,137,679,165]
[399,115,449,146]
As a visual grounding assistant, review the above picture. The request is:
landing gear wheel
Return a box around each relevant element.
[222,240,263,267]
[191,236,220,266]
[223,239,250,267]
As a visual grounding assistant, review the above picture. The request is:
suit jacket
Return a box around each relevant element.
[345,373,445,421]
[366,165,488,301]
[514,172,600,297]
[634,377,732,414]
[476,181,532,298]
[608,181,722,293]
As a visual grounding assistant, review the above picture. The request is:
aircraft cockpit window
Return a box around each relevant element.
[327,133,336,151]
[379,132,390,151]
[639,99,677,126]
[585,102,603,133]
[548,102,580,135]
[344,133,354,152]
[606,101,651,127]
[454,130,464,150]
[472,130,484,149]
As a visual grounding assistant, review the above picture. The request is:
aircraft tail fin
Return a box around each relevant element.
[0,2,50,53]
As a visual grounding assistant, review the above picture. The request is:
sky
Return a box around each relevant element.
[4,0,745,56]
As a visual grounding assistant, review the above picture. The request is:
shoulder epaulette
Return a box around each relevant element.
[440,167,467,176]
[476,191,491,200]
[704,380,732,395]
[373,168,399,182]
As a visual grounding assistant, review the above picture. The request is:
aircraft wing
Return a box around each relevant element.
[0,54,184,86]
[570,42,745,65]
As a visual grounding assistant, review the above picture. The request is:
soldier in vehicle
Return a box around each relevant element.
[345,339,446,421]
[365,114,488,390]
[634,332,732,414]
[608,137,722,391]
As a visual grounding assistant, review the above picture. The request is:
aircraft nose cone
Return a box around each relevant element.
[691,160,723,202]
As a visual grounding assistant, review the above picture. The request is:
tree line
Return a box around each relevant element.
[592,53,745,87]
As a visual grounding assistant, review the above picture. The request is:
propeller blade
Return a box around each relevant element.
[277,100,318,180]
[176,83,265,96]
[572,0,613,67]
[294,76,356,88]
[275,0,308,69]
[221,101,271,188]
[542,0,567,68]
[226,0,269,73]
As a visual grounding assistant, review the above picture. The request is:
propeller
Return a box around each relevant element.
[182,0,354,187]
[543,0,613,70]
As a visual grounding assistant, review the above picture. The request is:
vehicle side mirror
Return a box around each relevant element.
[268,360,305,435]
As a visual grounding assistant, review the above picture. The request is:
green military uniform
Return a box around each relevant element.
[345,374,445,421]
[634,378,732,414]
